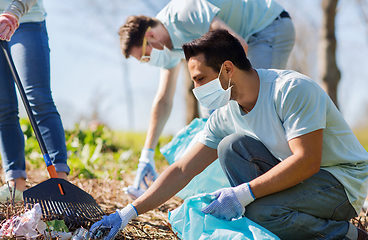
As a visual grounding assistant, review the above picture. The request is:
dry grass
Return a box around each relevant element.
[0,169,182,239]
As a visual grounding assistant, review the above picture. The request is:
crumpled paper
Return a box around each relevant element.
[0,203,45,238]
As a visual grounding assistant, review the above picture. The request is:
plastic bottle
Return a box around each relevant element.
[71,228,90,240]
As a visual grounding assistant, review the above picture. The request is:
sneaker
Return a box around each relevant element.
[0,184,23,203]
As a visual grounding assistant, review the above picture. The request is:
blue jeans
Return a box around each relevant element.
[0,21,69,181]
[247,15,295,69]
[217,133,358,240]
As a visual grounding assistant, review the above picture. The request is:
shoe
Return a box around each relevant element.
[358,227,368,240]
[0,184,23,203]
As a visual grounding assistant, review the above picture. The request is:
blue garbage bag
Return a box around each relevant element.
[168,193,280,240]
[160,118,230,199]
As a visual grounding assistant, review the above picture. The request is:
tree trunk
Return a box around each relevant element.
[320,0,341,108]
[182,60,199,124]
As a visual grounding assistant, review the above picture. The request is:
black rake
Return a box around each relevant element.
[0,40,105,231]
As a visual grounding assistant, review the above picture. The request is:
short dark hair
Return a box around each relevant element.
[118,15,160,58]
[182,29,252,72]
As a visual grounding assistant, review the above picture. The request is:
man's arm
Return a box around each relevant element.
[250,129,323,199]
[209,16,248,54]
[143,63,182,150]
[133,142,218,214]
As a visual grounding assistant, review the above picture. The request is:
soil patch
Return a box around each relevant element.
[1,169,182,239]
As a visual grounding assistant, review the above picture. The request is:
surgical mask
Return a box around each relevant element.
[192,65,232,109]
[148,44,172,67]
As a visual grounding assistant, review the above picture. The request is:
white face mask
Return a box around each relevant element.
[192,64,232,109]
[148,45,172,67]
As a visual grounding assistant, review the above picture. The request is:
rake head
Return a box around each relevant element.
[23,178,105,231]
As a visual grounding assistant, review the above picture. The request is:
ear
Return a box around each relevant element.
[145,28,158,43]
[223,60,234,78]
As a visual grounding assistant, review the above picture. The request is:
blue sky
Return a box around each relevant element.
[36,0,368,135]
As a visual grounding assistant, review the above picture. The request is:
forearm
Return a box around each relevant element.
[143,64,181,150]
[4,0,38,19]
[132,162,191,214]
[249,130,323,199]
[143,97,173,149]
[249,153,320,199]
[133,143,218,214]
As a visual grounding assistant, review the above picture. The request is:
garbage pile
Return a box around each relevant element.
[0,203,73,240]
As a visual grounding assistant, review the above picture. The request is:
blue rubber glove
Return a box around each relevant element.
[90,204,138,240]
[201,183,255,221]
[133,148,159,190]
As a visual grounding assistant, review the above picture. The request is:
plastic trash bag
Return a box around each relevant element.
[168,193,280,240]
[160,118,230,199]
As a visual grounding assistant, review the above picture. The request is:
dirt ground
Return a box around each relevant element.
[1,169,183,239]
[2,169,368,239]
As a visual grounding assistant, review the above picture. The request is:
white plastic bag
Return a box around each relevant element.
[169,193,280,240]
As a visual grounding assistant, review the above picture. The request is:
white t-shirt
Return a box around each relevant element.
[199,69,368,214]
[155,0,283,69]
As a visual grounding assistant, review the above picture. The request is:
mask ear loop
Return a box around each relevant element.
[219,64,232,90]
[218,64,224,79]
[145,27,165,50]
[146,38,165,52]
[218,64,231,90]
[141,27,151,62]
[151,41,164,49]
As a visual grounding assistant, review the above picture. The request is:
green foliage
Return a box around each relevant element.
[46,220,69,233]
[19,118,172,180]
[10,119,368,181]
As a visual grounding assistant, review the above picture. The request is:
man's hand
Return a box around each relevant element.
[201,183,255,221]
[0,13,19,41]
[90,204,137,240]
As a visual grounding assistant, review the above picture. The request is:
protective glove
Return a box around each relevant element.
[124,161,159,199]
[123,185,146,200]
[201,182,255,221]
[123,149,159,199]
[90,204,138,240]
[133,148,159,189]
[0,13,19,41]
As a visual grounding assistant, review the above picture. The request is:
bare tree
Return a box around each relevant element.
[319,0,341,107]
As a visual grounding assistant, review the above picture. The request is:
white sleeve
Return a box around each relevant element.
[275,77,327,141]
[4,0,38,19]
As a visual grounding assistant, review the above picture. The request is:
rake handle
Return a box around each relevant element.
[0,40,59,179]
